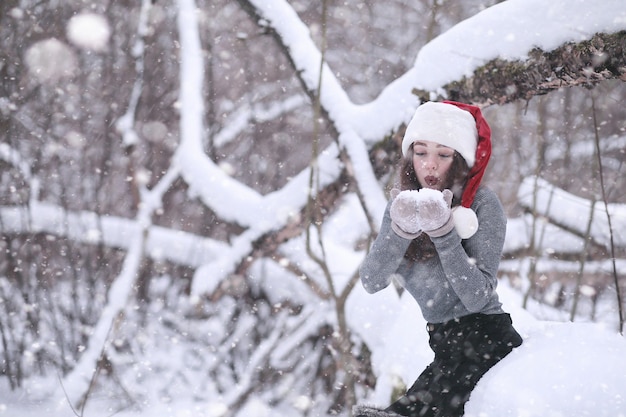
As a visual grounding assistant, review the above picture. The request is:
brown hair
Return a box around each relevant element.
[399,144,470,262]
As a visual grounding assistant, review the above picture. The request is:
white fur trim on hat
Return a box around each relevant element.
[402,102,478,167]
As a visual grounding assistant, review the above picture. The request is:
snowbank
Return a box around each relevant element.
[349,282,626,417]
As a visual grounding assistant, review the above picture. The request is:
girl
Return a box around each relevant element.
[354,101,523,417]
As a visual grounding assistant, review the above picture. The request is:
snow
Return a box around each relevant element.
[348,283,626,417]
[403,188,446,205]
[466,320,626,417]
[66,13,111,52]
[410,0,626,91]
[518,176,626,248]
[24,38,77,84]
[391,189,450,233]
[504,214,586,255]
[3,281,625,417]
[3,0,626,416]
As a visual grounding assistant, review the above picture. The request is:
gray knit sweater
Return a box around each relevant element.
[360,186,506,324]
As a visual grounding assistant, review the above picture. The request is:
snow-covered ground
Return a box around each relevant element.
[1,281,624,417]
[348,279,626,417]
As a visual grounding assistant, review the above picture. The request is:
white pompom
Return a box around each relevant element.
[452,206,478,239]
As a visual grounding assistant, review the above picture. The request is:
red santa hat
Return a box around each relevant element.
[401,100,492,238]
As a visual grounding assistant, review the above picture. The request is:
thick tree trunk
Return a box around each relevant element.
[414,31,626,105]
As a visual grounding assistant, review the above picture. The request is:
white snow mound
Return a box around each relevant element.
[466,320,626,417]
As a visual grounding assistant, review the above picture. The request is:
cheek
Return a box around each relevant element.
[443,159,454,172]
[413,161,423,175]
[413,158,426,170]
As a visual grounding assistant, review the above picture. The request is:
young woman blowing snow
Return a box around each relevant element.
[354,101,523,417]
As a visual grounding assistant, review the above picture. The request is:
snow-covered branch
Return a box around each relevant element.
[517,176,626,249]
[58,162,182,406]
[407,1,626,105]
[57,0,180,406]
[175,0,356,294]
[114,0,152,147]
[214,94,308,148]
[236,0,388,224]
[500,258,626,277]
[0,203,227,268]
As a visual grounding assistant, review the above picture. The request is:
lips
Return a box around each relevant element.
[424,176,439,187]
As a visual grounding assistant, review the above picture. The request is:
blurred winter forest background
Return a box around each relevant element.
[0,0,625,416]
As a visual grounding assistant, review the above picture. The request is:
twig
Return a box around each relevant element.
[58,372,82,417]
[591,96,624,334]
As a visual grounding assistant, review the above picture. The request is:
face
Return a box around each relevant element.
[411,140,455,190]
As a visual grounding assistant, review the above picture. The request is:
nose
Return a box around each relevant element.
[424,154,438,170]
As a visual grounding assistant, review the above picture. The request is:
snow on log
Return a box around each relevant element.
[466,308,626,417]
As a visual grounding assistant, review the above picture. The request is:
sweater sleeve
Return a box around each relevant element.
[359,202,412,294]
[431,188,506,313]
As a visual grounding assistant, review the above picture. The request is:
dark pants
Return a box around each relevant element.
[386,313,523,417]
